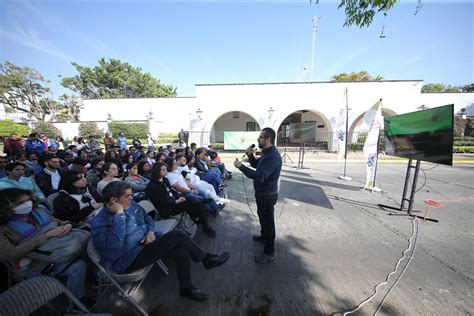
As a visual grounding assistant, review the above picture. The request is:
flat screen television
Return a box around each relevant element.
[290,122,316,143]
[384,104,453,166]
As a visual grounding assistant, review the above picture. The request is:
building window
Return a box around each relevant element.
[233,111,240,119]
[246,122,256,131]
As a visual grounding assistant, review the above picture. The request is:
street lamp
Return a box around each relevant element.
[196,108,203,120]
[268,107,275,119]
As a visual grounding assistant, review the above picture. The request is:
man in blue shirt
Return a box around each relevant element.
[234,127,282,263]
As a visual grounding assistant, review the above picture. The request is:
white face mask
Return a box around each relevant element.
[13,200,33,215]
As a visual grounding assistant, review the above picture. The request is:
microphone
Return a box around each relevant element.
[242,144,255,159]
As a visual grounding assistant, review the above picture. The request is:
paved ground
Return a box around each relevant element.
[93,156,473,315]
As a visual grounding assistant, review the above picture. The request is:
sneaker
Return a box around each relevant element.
[254,252,275,264]
[179,286,208,301]
[218,198,230,204]
[202,251,231,270]
[252,235,265,243]
[203,227,217,237]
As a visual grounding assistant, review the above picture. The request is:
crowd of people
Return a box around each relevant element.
[0,130,235,308]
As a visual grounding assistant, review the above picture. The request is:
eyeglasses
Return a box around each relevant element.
[258,136,266,140]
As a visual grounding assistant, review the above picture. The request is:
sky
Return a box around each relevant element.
[0,0,473,98]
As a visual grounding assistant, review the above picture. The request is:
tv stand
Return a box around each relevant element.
[378,159,439,223]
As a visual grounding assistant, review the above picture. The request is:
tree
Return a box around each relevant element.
[32,122,61,139]
[61,58,177,99]
[56,94,83,122]
[421,83,461,93]
[331,71,384,81]
[108,121,149,139]
[461,83,474,93]
[337,0,398,28]
[78,122,102,139]
[0,61,61,121]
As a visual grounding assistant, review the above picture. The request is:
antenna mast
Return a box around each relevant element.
[310,15,320,81]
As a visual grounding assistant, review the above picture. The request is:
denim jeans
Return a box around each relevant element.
[255,191,278,255]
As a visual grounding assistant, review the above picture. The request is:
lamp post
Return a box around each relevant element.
[196,108,203,120]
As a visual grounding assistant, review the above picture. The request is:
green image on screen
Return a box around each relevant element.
[384,104,453,166]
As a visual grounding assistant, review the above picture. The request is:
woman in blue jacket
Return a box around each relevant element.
[90,181,230,301]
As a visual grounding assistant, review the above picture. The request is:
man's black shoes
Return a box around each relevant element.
[202,251,230,270]
[179,286,208,301]
[203,227,217,237]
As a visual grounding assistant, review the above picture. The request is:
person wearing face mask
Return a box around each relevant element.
[53,170,103,226]
[0,188,89,303]
[0,162,46,202]
[86,158,104,195]
[91,181,230,301]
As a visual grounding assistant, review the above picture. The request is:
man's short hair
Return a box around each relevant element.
[261,127,276,144]
[102,181,131,203]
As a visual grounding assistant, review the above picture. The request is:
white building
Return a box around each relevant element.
[78,80,473,148]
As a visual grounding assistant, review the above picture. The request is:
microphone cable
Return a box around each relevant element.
[240,168,259,222]
[343,217,419,315]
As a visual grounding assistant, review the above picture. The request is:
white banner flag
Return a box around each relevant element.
[335,88,348,161]
[363,99,383,190]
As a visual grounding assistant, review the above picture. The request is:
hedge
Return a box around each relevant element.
[79,122,102,139]
[108,122,149,139]
[453,146,474,153]
[0,120,29,137]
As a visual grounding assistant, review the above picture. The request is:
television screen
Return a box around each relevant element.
[290,122,316,143]
[384,104,453,166]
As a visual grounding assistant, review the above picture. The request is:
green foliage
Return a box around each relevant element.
[56,94,82,122]
[332,71,384,82]
[32,122,61,139]
[453,146,474,153]
[338,0,398,28]
[0,120,29,137]
[0,61,61,121]
[79,122,102,138]
[460,83,474,92]
[454,117,468,137]
[421,83,461,93]
[108,121,149,139]
[210,143,224,151]
[61,58,177,99]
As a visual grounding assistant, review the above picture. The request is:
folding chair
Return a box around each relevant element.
[45,192,59,211]
[87,240,151,316]
[0,275,88,316]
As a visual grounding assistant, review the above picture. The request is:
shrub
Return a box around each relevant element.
[453,146,474,153]
[108,122,149,139]
[79,122,102,139]
[0,120,29,137]
[210,143,224,151]
[32,122,61,139]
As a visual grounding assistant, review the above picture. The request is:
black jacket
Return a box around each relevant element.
[35,168,61,197]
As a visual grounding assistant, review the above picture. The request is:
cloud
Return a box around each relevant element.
[386,55,424,73]
[0,24,75,62]
[5,0,122,61]
[320,46,367,79]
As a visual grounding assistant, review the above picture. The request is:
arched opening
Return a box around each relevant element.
[277,110,332,150]
[210,111,261,144]
[349,108,397,133]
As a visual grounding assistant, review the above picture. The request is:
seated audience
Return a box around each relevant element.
[53,170,103,225]
[145,162,217,236]
[0,188,88,301]
[0,156,8,179]
[96,162,120,196]
[35,154,62,197]
[86,157,104,194]
[123,162,149,201]
[137,160,152,180]
[0,162,45,201]
[90,181,230,301]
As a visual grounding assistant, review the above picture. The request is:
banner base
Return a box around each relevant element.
[338,175,353,181]
[364,186,382,193]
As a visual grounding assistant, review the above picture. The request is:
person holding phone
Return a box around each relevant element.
[90,181,230,301]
